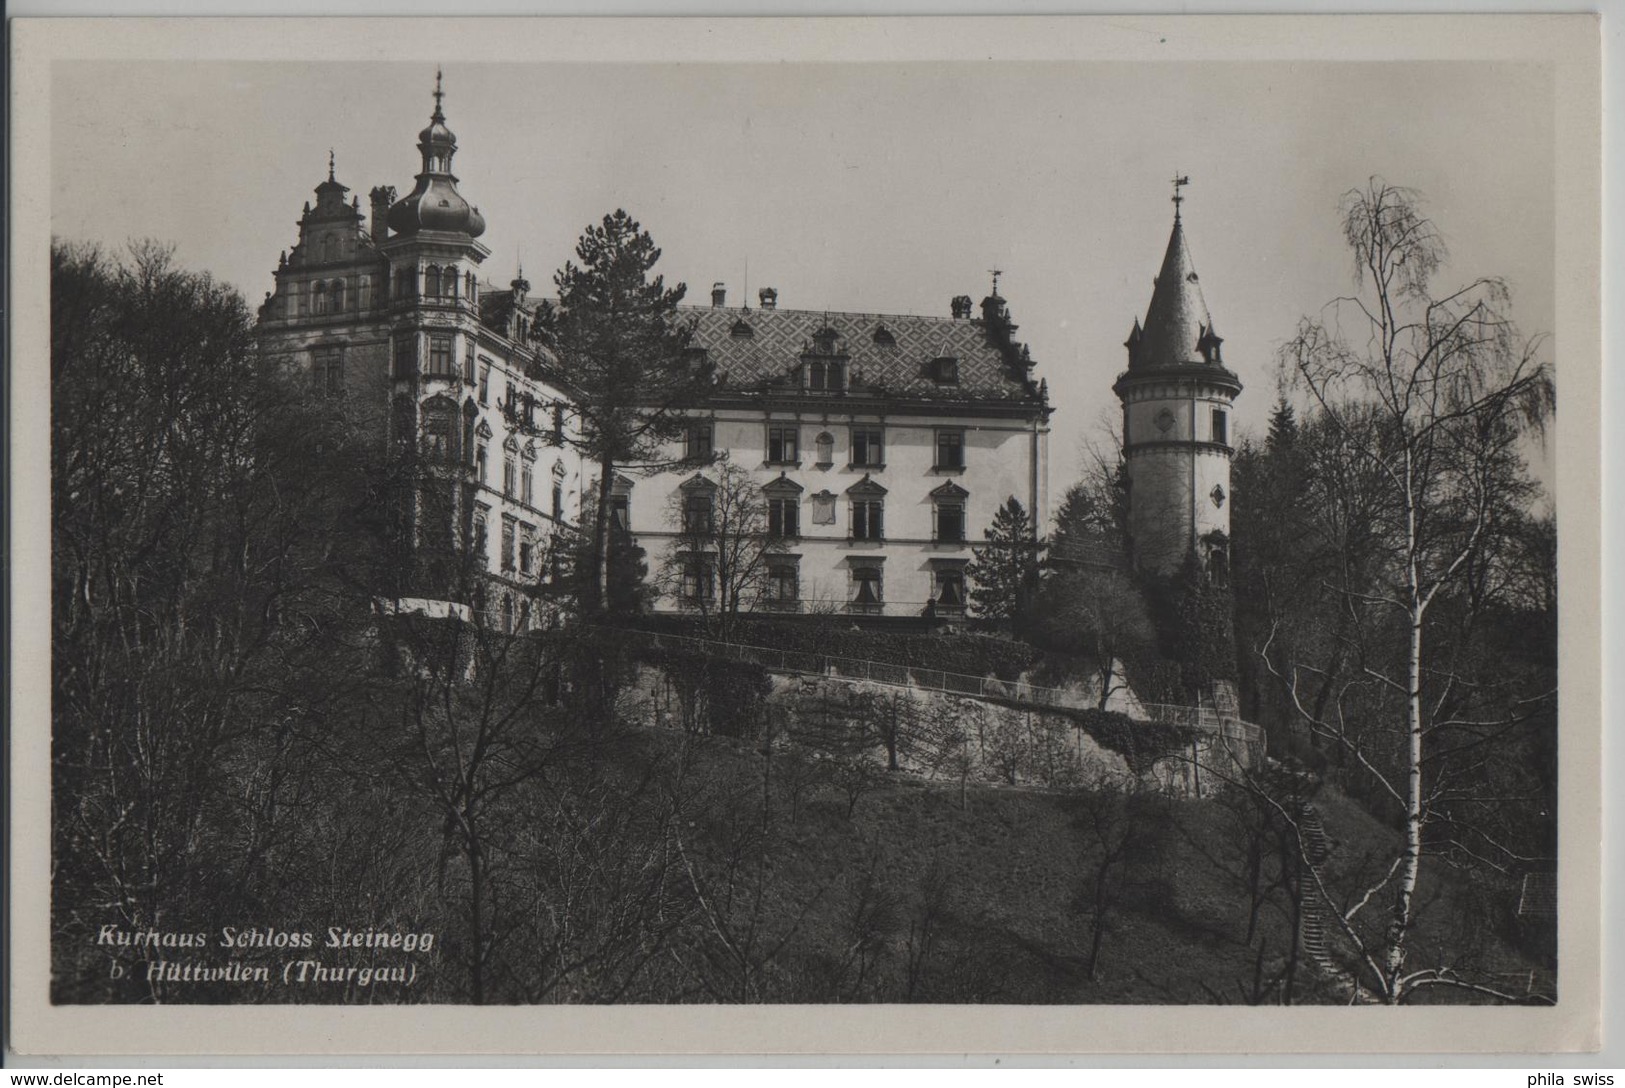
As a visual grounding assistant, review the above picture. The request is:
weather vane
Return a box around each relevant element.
[1172,173,1191,218]
[989,268,1003,297]
[328,148,336,182]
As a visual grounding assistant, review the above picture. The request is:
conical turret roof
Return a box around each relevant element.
[1134,217,1213,369]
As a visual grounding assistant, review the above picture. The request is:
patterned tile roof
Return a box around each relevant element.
[678,303,1043,405]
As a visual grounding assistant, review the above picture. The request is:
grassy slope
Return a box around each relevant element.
[626,727,1543,1005]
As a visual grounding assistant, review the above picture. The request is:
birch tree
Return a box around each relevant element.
[1268,179,1554,1003]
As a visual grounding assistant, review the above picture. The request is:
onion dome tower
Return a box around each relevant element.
[386,71,487,239]
[1112,179,1242,577]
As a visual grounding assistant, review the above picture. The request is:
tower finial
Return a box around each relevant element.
[1172,173,1190,220]
[328,148,336,182]
[988,267,1003,298]
[432,67,445,120]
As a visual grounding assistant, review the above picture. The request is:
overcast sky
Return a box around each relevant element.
[51,58,1555,492]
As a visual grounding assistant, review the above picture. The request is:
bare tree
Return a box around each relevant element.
[657,457,787,642]
[1269,179,1554,1004]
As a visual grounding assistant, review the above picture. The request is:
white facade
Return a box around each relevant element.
[621,299,1051,620]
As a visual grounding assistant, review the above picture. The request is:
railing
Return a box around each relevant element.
[1139,702,1226,731]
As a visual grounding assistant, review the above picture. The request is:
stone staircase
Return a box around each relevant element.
[1296,803,1337,974]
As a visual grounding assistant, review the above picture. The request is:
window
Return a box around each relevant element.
[935,568,967,612]
[685,422,713,461]
[935,502,965,544]
[932,357,960,384]
[426,265,442,298]
[428,335,455,377]
[851,427,884,468]
[471,512,488,567]
[359,275,372,310]
[551,403,565,447]
[312,282,328,315]
[849,566,884,613]
[315,348,343,394]
[935,429,965,470]
[503,456,516,498]
[608,495,630,533]
[464,342,476,384]
[392,395,415,451]
[519,525,535,576]
[851,499,884,542]
[322,236,335,262]
[478,366,490,405]
[1211,407,1228,445]
[681,556,715,603]
[807,359,846,392]
[814,432,835,465]
[764,565,799,609]
[500,517,517,572]
[422,398,458,462]
[768,497,799,539]
[683,492,714,535]
[394,335,416,378]
[331,279,346,312]
[475,442,488,484]
[552,484,563,518]
[767,425,799,464]
[521,464,534,506]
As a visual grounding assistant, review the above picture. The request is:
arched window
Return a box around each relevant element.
[312,281,328,315]
[358,275,372,310]
[425,265,442,298]
[446,269,458,299]
[466,272,476,300]
[330,279,345,312]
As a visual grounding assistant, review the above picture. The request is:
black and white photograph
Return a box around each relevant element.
[7,14,1604,1057]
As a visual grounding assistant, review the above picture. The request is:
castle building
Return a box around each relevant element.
[255,75,1241,627]
[1113,196,1242,578]
[253,75,586,630]
[628,287,1052,619]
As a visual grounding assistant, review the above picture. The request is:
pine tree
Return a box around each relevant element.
[543,210,714,613]
[967,496,1040,624]
[1265,394,1299,453]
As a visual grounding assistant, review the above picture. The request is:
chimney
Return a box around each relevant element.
[951,295,973,320]
[758,287,778,311]
[711,282,727,308]
[369,185,396,245]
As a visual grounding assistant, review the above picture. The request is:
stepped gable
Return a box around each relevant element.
[680,304,1041,402]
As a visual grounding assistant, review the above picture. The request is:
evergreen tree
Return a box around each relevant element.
[967,497,1041,624]
[543,210,713,613]
[1265,393,1299,453]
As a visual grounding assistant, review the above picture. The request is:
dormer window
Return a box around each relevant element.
[873,325,896,347]
[730,319,754,339]
[931,357,960,384]
[806,359,847,392]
